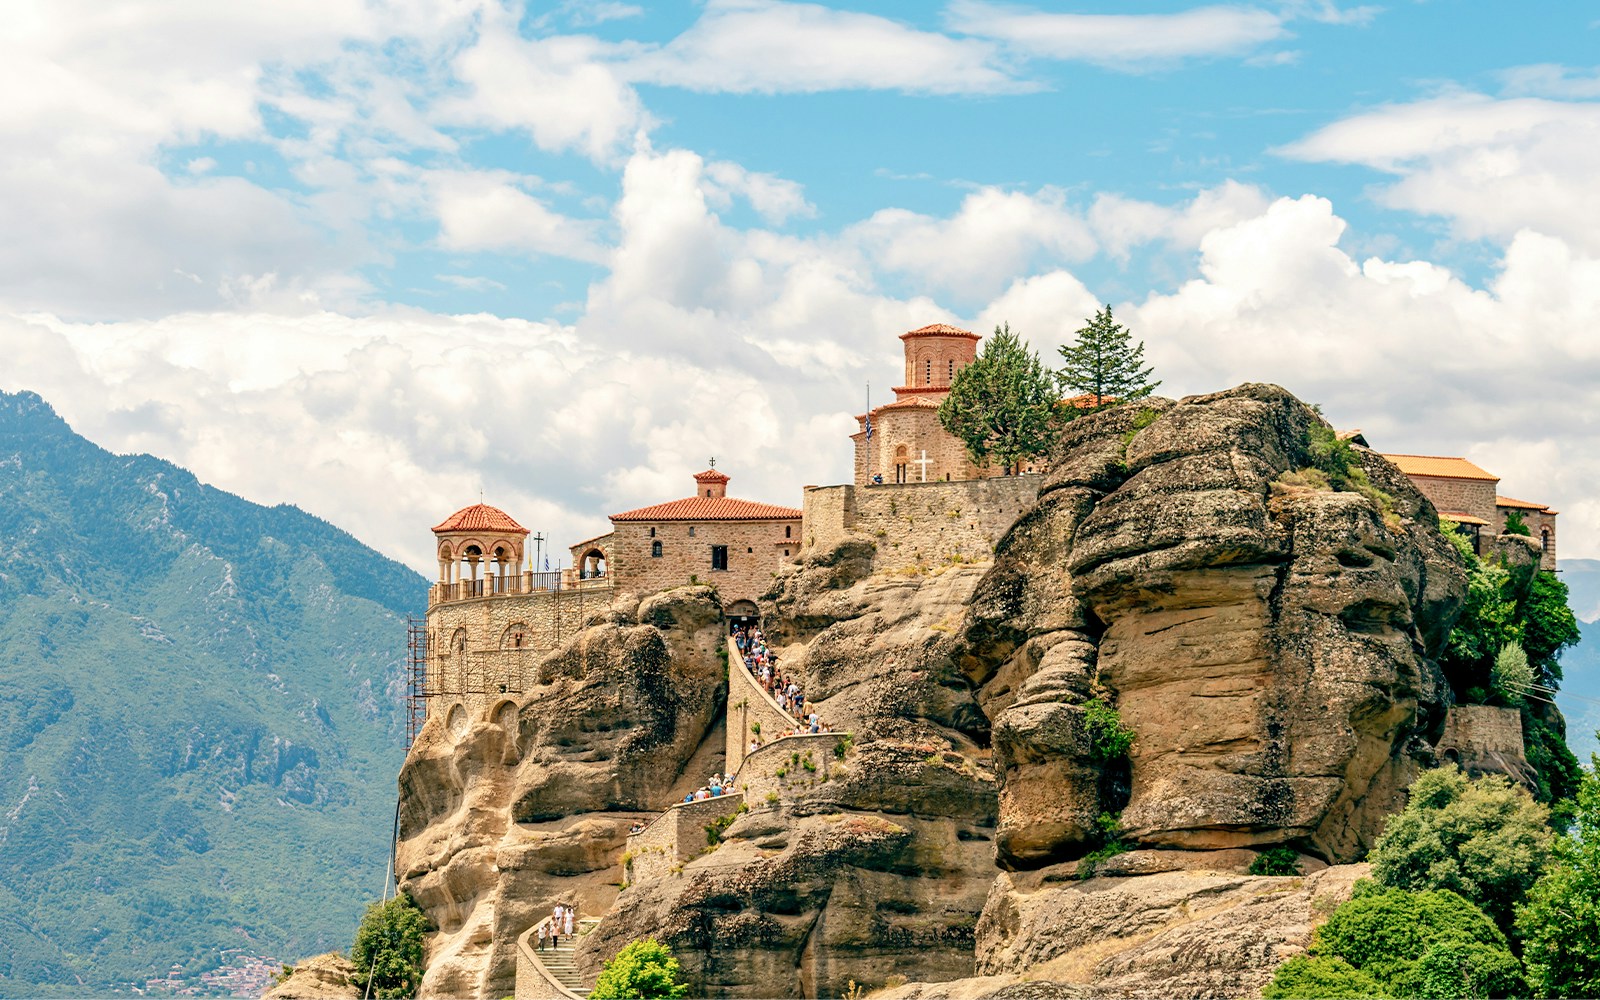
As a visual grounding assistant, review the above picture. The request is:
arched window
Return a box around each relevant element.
[1542,528,1550,552]
[689,526,696,537]
[785,525,792,538]
[651,540,663,557]
[649,527,656,538]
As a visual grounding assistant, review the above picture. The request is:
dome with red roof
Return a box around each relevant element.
[432,503,529,535]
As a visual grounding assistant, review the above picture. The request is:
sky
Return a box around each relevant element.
[3,0,1599,582]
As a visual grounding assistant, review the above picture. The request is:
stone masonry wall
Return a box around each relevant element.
[609,518,800,606]
[624,794,745,885]
[802,477,1041,572]
[426,584,614,720]
[734,733,842,807]
[1407,474,1498,524]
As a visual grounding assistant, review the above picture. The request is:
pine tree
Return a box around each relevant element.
[1057,305,1159,409]
[937,322,1059,472]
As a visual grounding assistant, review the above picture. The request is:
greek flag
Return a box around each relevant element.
[864,411,874,440]
[544,556,550,571]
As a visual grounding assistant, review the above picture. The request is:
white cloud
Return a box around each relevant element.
[1279,93,1600,253]
[945,1,1286,68]
[625,0,1025,95]
[1499,63,1600,99]
[703,162,816,226]
[431,171,608,262]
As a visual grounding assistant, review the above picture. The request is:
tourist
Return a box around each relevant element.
[564,906,575,937]
[537,921,547,951]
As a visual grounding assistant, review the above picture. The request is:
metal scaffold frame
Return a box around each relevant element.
[405,615,429,748]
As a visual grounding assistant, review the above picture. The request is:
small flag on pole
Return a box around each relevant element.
[863,381,873,439]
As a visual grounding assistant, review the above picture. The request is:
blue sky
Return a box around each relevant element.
[2,0,1600,587]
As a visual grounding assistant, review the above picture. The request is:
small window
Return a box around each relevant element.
[924,359,932,384]
[1542,528,1550,552]
[785,525,792,538]
[689,526,696,537]
[649,527,656,537]
[948,359,954,382]
[783,549,790,557]
[651,541,662,558]
[706,489,712,496]
[711,545,728,571]
[746,547,753,553]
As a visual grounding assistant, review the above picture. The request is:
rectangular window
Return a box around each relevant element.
[711,545,728,571]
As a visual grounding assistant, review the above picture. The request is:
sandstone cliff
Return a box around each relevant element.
[387,384,1548,1000]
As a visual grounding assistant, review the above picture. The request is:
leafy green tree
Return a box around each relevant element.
[1369,767,1552,928]
[1296,885,1521,997]
[349,894,429,1000]
[1522,571,1580,687]
[1443,555,1522,696]
[590,939,691,1000]
[1260,956,1382,999]
[1504,509,1531,536]
[1518,760,1600,998]
[937,322,1060,472]
[1056,305,1159,409]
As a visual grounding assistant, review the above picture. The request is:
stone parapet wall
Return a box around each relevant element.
[1439,705,1525,760]
[725,656,804,773]
[735,733,842,807]
[608,519,800,607]
[624,793,745,885]
[802,477,1041,572]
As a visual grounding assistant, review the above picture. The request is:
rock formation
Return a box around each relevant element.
[388,383,1548,999]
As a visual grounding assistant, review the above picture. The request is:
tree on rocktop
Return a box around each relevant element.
[937,322,1059,472]
[1056,305,1160,410]
[590,938,691,999]
[349,893,429,1000]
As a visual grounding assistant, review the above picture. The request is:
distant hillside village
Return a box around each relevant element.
[414,322,1558,737]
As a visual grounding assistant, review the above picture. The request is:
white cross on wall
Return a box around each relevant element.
[913,449,933,483]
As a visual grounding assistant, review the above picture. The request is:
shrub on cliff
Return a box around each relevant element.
[1265,885,1523,999]
[1369,766,1552,928]
[1518,761,1600,998]
[590,938,691,999]
[349,893,428,1000]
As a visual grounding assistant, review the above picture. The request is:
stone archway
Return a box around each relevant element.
[579,548,607,579]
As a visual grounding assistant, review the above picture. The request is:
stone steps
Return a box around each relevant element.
[534,944,588,997]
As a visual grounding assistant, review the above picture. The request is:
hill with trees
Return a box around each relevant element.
[0,390,425,996]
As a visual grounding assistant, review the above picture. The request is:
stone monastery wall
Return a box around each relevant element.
[608,519,799,607]
[426,584,613,718]
[1411,474,1497,524]
[802,477,1041,571]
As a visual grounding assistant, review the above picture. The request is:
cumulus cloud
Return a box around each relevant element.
[945,1,1286,68]
[1279,93,1600,253]
[431,170,608,262]
[625,0,1026,95]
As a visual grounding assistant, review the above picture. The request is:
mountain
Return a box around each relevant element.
[0,390,427,996]
[1554,560,1600,762]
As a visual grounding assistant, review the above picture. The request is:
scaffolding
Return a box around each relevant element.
[405,615,429,749]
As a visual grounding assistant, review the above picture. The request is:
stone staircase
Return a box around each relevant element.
[539,942,588,998]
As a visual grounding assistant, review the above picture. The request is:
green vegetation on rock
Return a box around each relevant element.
[937,322,1060,472]
[590,939,691,1000]
[1249,846,1302,876]
[1368,766,1552,929]
[1517,761,1600,998]
[349,895,429,1000]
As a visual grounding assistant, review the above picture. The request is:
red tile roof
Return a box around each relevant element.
[1382,454,1498,482]
[1061,393,1111,409]
[900,323,980,340]
[432,503,529,534]
[1439,511,1491,526]
[693,468,731,484]
[1497,495,1555,513]
[611,496,802,522]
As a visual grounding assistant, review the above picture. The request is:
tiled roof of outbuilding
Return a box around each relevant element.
[1382,454,1499,482]
[432,503,529,534]
[1497,495,1556,513]
[611,496,802,522]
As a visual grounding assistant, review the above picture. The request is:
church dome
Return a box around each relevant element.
[432,503,529,535]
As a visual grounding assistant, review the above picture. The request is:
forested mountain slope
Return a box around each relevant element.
[0,390,426,996]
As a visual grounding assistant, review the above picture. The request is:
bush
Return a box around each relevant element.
[1492,644,1533,704]
[1261,955,1382,999]
[1249,846,1301,876]
[1504,509,1531,536]
[1368,766,1552,928]
[589,939,691,1000]
[349,894,429,1000]
[1309,885,1517,995]
[1517,761,1600,998]
[1406,939,1525,999]
[1076,811,1130,879]
[1082,698,1134,764]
